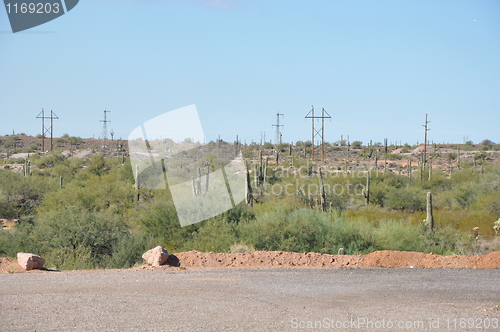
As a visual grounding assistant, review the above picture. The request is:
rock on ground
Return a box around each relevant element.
[16,253,45,270]
[142,246,169,267]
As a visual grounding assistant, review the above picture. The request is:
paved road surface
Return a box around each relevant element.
[1,268,499,331]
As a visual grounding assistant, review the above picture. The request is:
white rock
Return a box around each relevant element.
[17,253,45,270]
[142,246,169,267]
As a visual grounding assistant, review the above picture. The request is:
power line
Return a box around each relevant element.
[36,109,58,151]
[100,110,111,148]
[272,113,284,146]
[422,114,431,165]
[305,105,331,162]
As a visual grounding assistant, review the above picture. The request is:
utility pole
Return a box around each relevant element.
[305,106,331,162]
[422,114,430,165]
[272,113,284,146]
[100,110,111,148]
[36,108,59,151]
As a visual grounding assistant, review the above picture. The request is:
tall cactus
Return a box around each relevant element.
[409,159,412,179]
[257,150,263,186]
[362,170,371,205]
[425,191,434,230]
[205,164,210,193]
[384,153,387,175]
[319,167,326,211]
[245,160,253,206]
[428,159,432,181]
[135,164,140,201]
[23,158,31,177]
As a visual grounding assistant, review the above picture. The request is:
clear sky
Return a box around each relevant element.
[1,0,499,146]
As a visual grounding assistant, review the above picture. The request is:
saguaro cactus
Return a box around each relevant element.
[257,151,269,186]
[362,170,371,205]
[425,191,434,230]
[493,218,500,236]
[384,153,387,175]
[319,167,326,211]
[135,165,140,201]
[245,160,253,206]
[205,164,210,193]
[23,158,31,177]
[428,159,432,181]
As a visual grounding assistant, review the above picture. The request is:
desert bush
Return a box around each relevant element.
[384,187,425,212]
[240,208,331,253]
[238,208,375,254]
[25,207,128,269]
[422,226,477,255]
[0,170,56,217]
[36,152,66,168]
[373,221,425,252]
[182,217,239,252]
[108,231,156,268]
[0,216,37,257]
[38,172,135,214]
[351,141,363,149]
[262,142,274,149]
[138,198,201,251]
[230,243,255,253]
[471,189,500,218]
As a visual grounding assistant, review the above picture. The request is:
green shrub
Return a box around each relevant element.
[138,198,202,252]
[108,231,156,268]
[239,208,375,254]
[183,217,238,252]
[373,221,425,252]
[385,187,425,212]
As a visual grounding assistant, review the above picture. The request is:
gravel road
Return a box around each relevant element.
[1,268,499,331]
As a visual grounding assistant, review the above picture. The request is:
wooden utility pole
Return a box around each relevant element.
[422,114,430,166]
[36,109,59,151]
[305,106,331,162]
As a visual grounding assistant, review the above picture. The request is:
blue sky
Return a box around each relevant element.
[1,0,499,146]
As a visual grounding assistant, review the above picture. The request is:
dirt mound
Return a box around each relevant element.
[0,257,25,273]
[141,250,500,270]
[362,250,500,268]
[3,250,500,273]
[173,250,363,269]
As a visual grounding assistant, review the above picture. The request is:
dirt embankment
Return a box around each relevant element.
[168,250,500,269]
[2,250,499,273]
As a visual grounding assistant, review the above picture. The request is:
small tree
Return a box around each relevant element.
[351,141,363,149]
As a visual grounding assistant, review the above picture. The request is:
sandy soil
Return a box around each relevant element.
[3,250,499,274]
[157,250,500,270]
